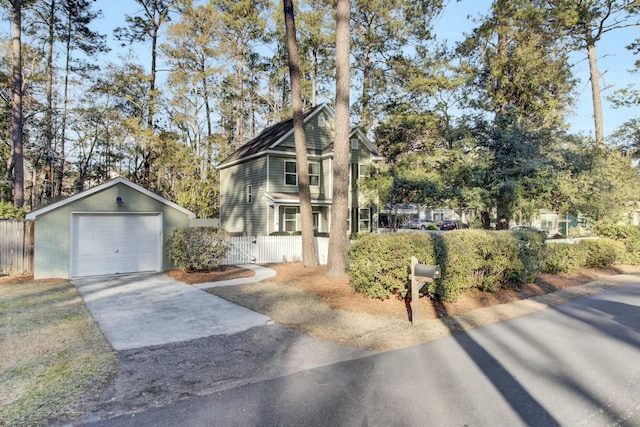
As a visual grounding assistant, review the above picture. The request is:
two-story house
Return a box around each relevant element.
[217,103,385,236]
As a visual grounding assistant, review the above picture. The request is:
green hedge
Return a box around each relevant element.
[347,232,436,299]
[579,238,626,268]
[348,228,639,302]
[543,238,629,274]
[166,227,228,272]
[594,224,640,265]
[433,230,544,301]
[346,230,545,302]
[542,244,587,274]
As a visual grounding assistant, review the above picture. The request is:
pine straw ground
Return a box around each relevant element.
[167,263,640,351]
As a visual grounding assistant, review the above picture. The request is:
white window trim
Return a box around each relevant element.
[284,160,297,186]
[358,164,367,179]
[358,208,370,231]
[351,138,359,150]
[284,207,298,232]
[309,162,320,186]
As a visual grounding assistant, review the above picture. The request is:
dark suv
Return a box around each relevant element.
[439,220,457,231]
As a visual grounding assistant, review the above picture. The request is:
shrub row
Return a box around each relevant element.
[594,224,640,265]
[347,229,545,302]
[166,227,228,272]
[348,225,640,302]
[347,232,437,299]
[543,238,627,274]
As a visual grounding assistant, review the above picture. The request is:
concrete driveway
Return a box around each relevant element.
[73,272,271,351]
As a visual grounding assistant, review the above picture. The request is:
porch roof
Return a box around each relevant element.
[266,192,332,206]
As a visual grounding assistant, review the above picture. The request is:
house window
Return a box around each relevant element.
[358,164,367,179]
[309,162,320,186]
[351,138,358,150]
[313,211,320,231]
[247,185,252,204]
[359,208,370,232]
[284,207,298,232]
[318,116,326,127]
[285,161,297,186]
[285,161,320,186]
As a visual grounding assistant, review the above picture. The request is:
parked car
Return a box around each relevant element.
[408,218,435,230]
[439,220,457,231]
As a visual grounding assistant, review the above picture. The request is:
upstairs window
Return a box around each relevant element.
[318,116,326,127]
[309,162,320,186]
[285,161,297,186]
[247,185,252,204]
[351,138,359,150]
[285,161,320,186]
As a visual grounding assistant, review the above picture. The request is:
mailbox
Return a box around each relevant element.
[414,263,441,280]
[410,256,441,325]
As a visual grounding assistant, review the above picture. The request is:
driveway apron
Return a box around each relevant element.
[72,273,271,351]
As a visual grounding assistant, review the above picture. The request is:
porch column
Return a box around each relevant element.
[273,203,280,232]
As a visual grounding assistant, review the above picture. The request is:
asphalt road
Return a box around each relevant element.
[85,282,640,427]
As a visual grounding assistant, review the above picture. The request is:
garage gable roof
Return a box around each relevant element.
[25,177,196,220]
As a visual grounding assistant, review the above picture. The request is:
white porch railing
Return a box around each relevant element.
[224,235,330,265]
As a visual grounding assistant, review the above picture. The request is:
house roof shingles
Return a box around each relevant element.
[218,104,327,168]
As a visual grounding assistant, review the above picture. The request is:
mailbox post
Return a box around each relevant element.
[410,256,441,324]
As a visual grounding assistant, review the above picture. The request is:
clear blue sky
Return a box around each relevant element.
[93,0,638,139]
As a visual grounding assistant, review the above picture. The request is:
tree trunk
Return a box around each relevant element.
[327,0,351,277]
[45,0,55,199]
[284,0,318,267]
[144,24,160,187]
[587,43,605,147]
[235,58,245,149]
[311,46,318,106]
[481,211,491,229]
[59,7,73,197]
[12,0,24,208]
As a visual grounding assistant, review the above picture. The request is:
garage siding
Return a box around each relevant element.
[32,183,192,279]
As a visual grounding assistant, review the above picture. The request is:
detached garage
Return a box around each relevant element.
[25,177,196,279]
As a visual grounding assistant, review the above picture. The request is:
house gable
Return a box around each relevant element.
[218,104,384,236]
[217,104,332,169]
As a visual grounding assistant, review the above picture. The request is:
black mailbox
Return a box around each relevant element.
[414,263,441,280]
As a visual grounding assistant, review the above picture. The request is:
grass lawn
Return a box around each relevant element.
[0,276,117,426]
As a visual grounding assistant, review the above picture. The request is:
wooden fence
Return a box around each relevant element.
[0,221,33,275]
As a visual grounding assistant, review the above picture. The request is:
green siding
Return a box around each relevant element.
[33,183,192,279]
[220,156,268,235]
[279,109,335,152]
[219,106,381,236]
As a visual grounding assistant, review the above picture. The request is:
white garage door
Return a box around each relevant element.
[71,213,162,277]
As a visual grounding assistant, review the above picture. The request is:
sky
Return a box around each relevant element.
[91,0,638,139]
